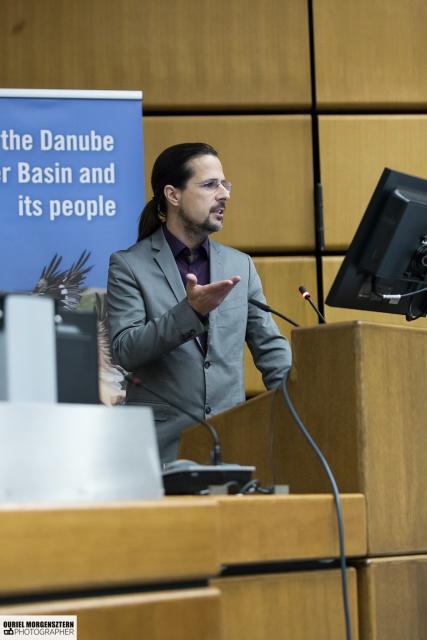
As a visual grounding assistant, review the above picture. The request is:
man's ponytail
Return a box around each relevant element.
[137,197,163,240]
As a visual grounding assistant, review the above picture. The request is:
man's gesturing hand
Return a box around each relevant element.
[186,273,241,316]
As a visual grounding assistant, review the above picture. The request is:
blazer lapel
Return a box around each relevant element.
[151,227,205,355]
[151,227,186,303]
[208,241,224,330]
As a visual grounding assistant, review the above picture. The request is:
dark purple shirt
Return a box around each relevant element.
[162,224,210,288]
[162,225,210,350]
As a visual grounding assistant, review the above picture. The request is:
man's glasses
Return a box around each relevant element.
[196,179,232,193]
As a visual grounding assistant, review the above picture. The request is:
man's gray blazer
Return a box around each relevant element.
[107,227,291,462]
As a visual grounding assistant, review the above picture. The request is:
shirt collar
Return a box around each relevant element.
[162,224,209,259]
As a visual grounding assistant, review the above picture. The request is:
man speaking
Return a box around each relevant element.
[107,143,291,462]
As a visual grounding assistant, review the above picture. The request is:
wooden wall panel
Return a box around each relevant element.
[144,116,314,252]
[322,257,426,329]
[0,0,311,110]
[244,257,318,395]
[314,0,427,108]
[319,116,427,250]
[358,556,427,640]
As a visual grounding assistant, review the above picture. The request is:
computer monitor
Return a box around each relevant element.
[326,168,427,320]
[56,310,100,403]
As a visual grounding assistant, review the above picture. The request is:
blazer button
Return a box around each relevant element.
[205,406,211,414]
[204,361,211,369]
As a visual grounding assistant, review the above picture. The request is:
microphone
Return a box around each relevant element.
[249,298,299,328]
[125,374,222,464]
[298,286,326,324]
[124,374,255,495]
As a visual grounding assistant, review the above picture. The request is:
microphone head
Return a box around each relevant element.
[298,285,310,299]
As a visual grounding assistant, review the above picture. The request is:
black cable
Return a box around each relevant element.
[280,369,352,640]
[125,374,222,465]
[238,479,274,495]
[406,296,426,321]
[307,0,326,318]
[238,479,259,494]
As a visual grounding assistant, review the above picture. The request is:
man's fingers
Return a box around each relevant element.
[204,282,233,297]
[207,276,241,291]
[186,275,240,315]
[185,273,198,290]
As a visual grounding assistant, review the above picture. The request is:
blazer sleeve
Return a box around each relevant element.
[245,256,292,389]
[107,251,207,372]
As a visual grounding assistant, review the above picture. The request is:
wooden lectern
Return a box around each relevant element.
[181,321,427,637]
[180,321,427,556]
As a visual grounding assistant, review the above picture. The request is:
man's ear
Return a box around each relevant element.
[164,184,180,207]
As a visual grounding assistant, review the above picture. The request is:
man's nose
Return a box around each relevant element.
[217,184,231,200]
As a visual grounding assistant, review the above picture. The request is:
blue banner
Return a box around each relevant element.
[0,90,144,290]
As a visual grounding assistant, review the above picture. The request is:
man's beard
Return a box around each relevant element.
[176,206,223,236]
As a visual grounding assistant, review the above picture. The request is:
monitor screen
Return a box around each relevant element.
[326,168,427,320]
[56,310,99,403]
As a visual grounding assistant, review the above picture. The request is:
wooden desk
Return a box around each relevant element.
[216,494,365,564]
[0,495,365,639]
[0,498,219,595]
[0,589,223,640]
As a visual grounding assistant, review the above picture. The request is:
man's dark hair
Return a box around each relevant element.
[137,142,218,240]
